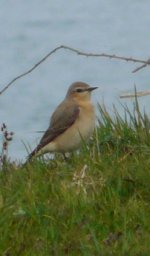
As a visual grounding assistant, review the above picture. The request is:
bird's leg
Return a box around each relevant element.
[62,153,69,161]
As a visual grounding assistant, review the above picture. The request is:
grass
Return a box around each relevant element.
[1,100,150,255]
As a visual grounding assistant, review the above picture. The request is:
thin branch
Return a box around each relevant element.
[0,45,63,95]
[132,58,150,73]
[120,90,150,99]
[1,44,150,95]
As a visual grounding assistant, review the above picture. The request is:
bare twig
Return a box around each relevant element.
[132,58,150,73]
[1,45,150,95]
[120,90,150,99]
[0,45,63,95]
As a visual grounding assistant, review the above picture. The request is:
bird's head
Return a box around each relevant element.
[66,82,98,102]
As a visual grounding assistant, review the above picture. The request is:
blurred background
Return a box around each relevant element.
[0,0,150,161]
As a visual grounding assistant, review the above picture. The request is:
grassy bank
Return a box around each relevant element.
[0,102,150,255]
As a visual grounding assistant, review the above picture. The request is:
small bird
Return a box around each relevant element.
[29,81,97,160]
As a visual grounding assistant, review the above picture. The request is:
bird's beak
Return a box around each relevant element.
[86,87,98,92]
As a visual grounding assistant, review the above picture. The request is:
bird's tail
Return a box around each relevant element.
[28,149,37,161]
[22,148,39,167]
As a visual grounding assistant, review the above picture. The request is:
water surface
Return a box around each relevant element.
[0,0,150,160]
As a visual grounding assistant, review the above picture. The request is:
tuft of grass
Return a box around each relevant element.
[0,101,150,255]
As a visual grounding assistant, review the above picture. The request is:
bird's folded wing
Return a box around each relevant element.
[29,100,80,158]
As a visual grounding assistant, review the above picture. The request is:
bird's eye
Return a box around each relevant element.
[76,88,83,93]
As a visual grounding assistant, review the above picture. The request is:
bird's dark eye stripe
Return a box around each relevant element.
[76,88,83,92]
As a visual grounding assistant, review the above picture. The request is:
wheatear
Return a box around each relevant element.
[29,81,97,160]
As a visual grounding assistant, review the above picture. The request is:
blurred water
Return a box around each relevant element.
[0,0,150,161]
